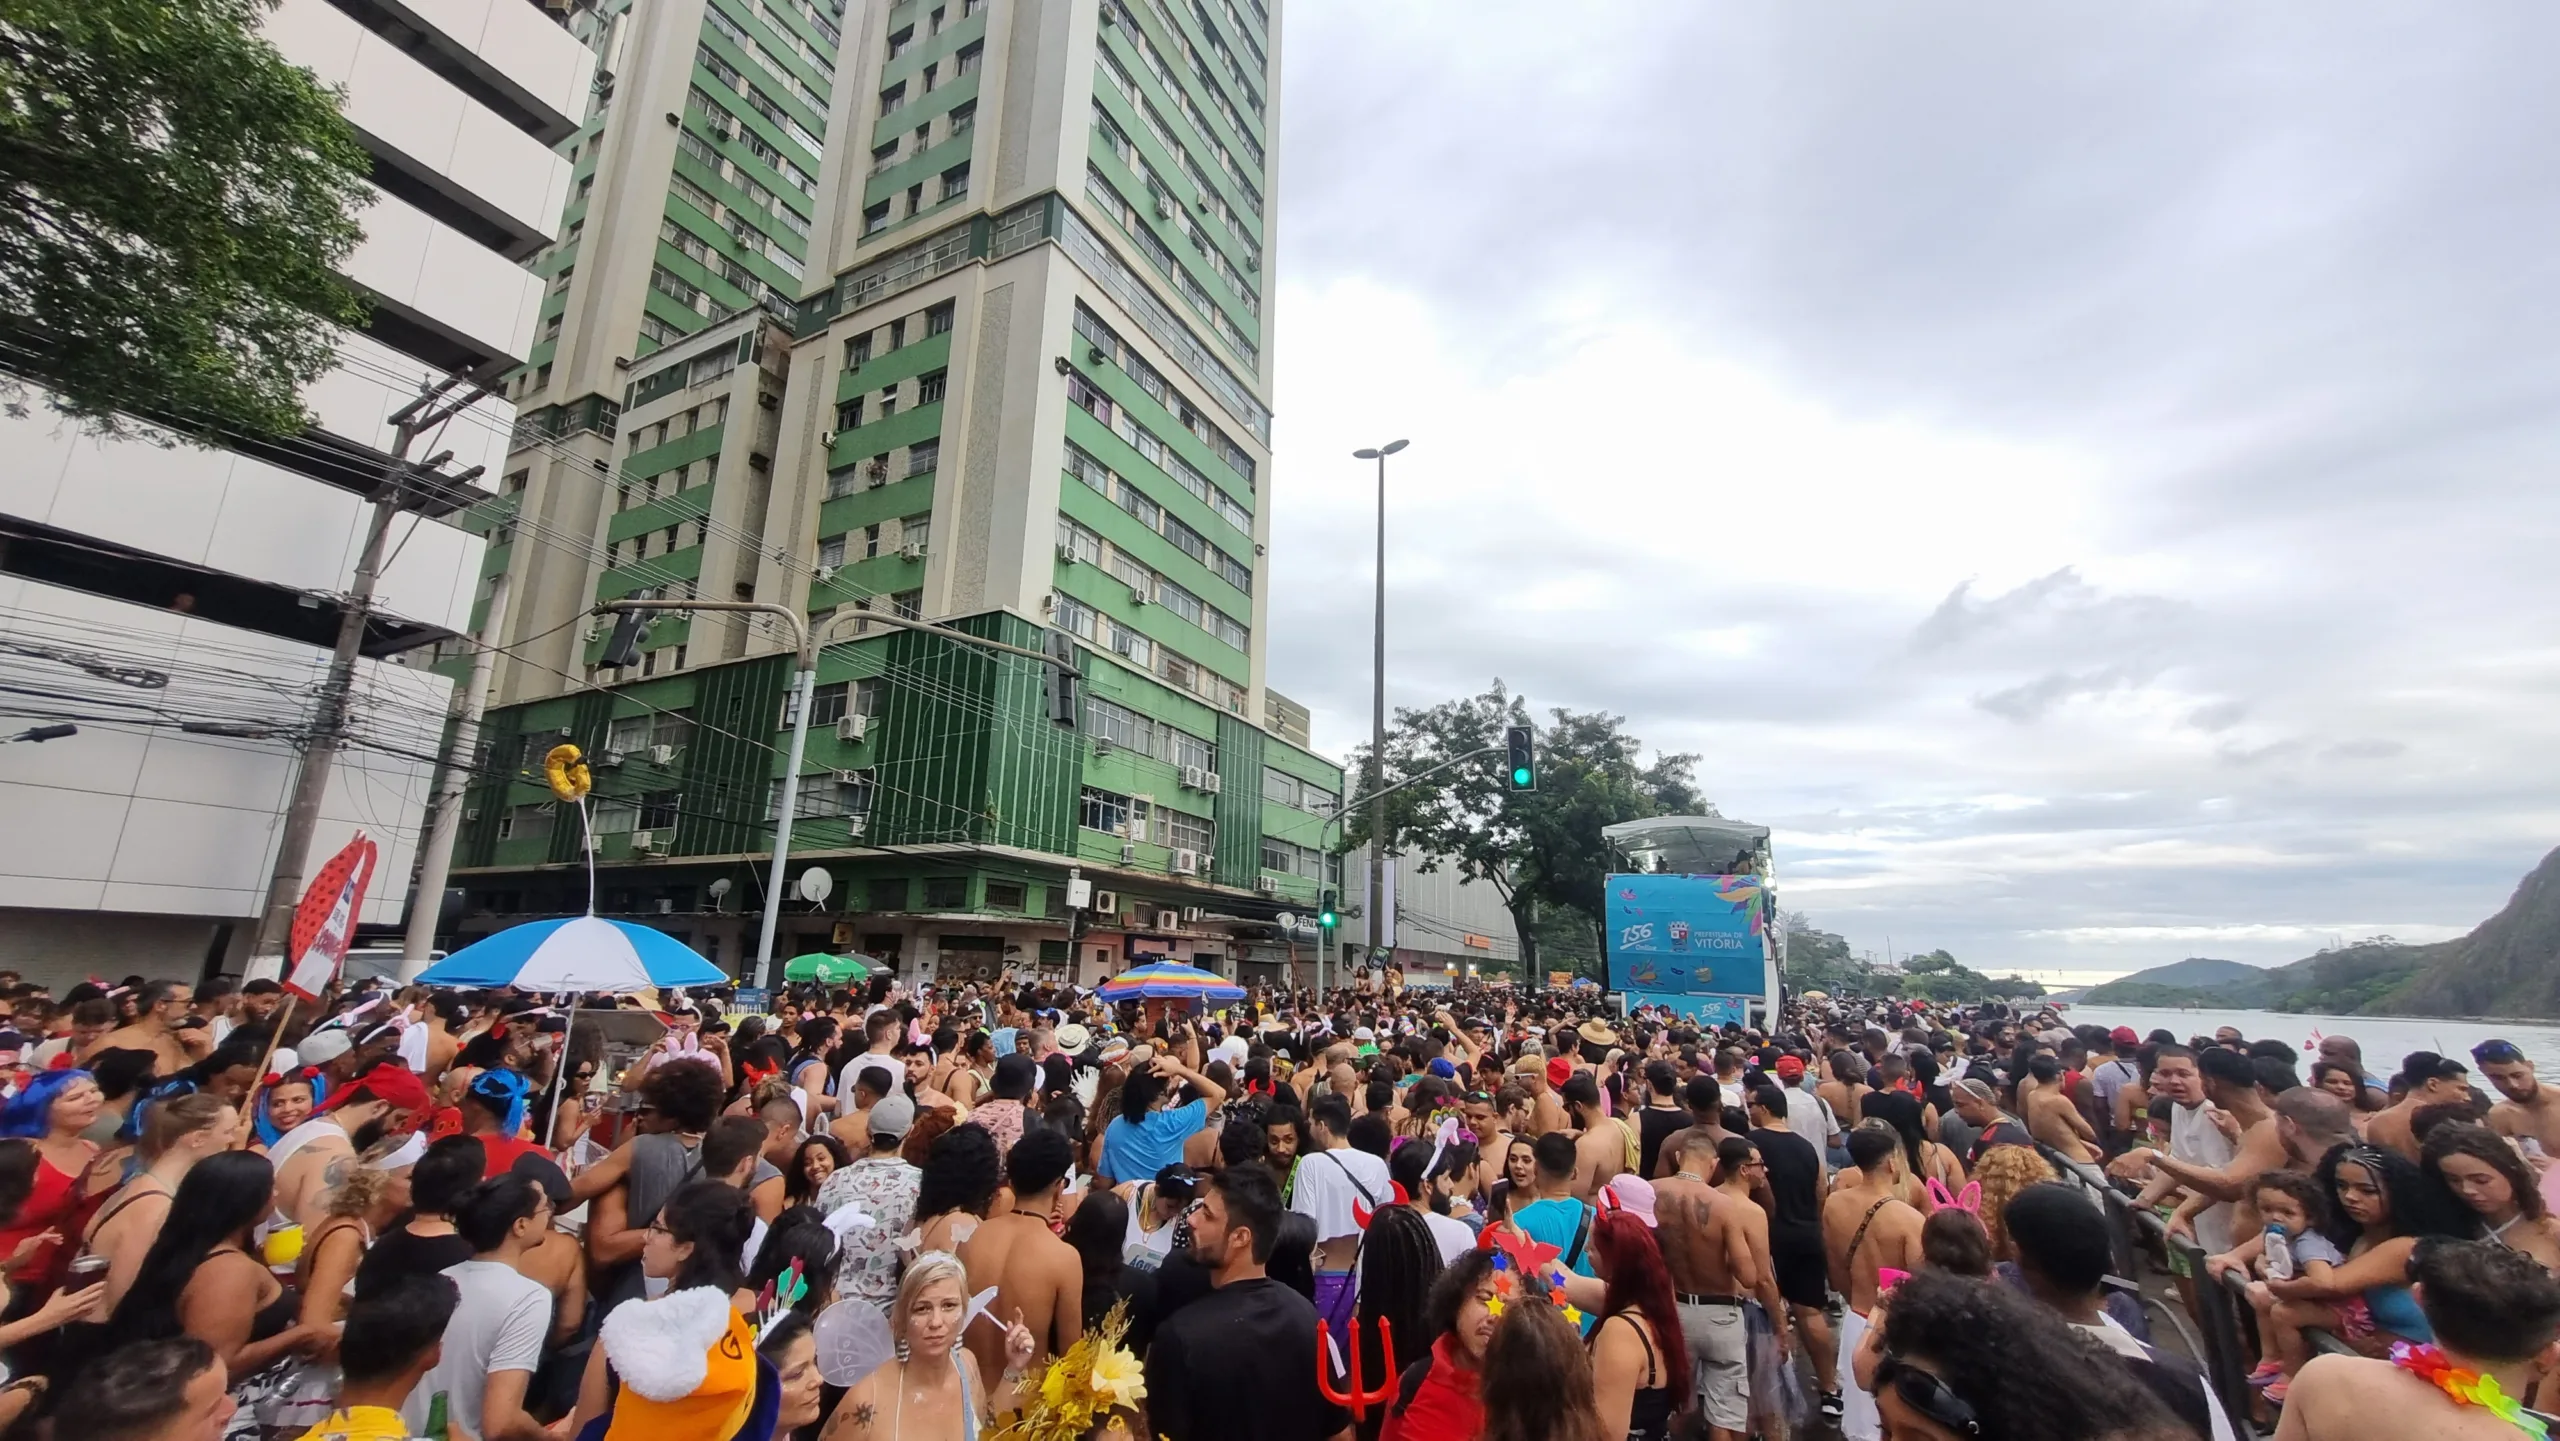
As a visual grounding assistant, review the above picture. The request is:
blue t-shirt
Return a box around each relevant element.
[1099,1099,1208,1184]
[1513,1196,1598,1334]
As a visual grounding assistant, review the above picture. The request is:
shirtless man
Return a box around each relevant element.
[81,979,212,1073]
[2145,1046,2285,1246]
[1562,1073,1624,1200]
[2474,1040,2560,1160]
[2019,1054,2101,1168]
[1653,1077,1733,1180]
[1822,1129,1926,1441]
[1712,1136,1789,1352]
[1657,1131,1761,1441]
[2277,1239,2560,1441]
[958,1126,1083,1382]
[2367,1051,2473,1160]
[273,1065,430,1231]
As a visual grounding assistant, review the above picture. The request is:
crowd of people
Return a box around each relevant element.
[0,968,2549,1441]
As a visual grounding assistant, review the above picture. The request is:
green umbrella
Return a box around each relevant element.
[782,952,874,984]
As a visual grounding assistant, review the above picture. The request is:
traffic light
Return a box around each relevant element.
[1317,889,1339,930]
[1504,723,1536,791]
[598,608,653,669]
[1043,629,1080,727]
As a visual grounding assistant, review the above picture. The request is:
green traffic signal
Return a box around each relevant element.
[1511,766,1532,786]
[1504,724,1536,791]
[1317,888,1339,929]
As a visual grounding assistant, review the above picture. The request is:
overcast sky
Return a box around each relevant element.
[1255,2,2560,979]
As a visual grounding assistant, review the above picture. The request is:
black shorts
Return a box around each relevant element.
[1771,1238,1830,1309]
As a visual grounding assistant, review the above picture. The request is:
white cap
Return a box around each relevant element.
[1352,1026,1376,1041]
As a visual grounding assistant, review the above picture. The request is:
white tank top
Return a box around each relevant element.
[1123,1184,1177,1271]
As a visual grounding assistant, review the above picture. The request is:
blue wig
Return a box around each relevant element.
[468,1067,530,1137]
[0,1069,93,1139]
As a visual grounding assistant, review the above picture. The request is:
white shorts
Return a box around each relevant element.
[1838,1305,1881,1441]
[1679,1298,1750,1431]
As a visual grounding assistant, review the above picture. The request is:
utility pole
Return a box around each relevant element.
[399,571,510,977]
[1352,440,1408,974]
[251,377,489,969]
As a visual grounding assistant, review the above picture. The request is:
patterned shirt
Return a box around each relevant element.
[816,1154,921,1309]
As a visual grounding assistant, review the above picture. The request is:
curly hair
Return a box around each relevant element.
[1970,1143,2058,1261]
[914,1120,1000,1223]
[1875,1270,2187,1440]
[901,1105,958,1167]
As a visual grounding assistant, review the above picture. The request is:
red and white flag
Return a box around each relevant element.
[285,833,377,1003]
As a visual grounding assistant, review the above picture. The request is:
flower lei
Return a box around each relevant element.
[2390,1343,2549,1438]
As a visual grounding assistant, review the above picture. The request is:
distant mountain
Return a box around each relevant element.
[2082,845,2560,1019]
[2082,957,2263,1006]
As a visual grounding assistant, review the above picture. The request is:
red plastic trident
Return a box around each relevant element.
[1315,1316,1397,1420]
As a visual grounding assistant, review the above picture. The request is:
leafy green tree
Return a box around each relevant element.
[0,0,372,442]
[1344,680,1700,974]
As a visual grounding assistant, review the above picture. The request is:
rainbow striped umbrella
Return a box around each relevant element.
[1097,961,1246,1003]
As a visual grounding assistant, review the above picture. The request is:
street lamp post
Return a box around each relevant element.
[1351,438,1408,992]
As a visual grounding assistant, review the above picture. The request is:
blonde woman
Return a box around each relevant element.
[81,1093,238,1310]
[1970,1145,2060,1262]
[820,1252,1036,1440]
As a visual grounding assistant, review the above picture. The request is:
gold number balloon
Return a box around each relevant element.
[544,743,592,800]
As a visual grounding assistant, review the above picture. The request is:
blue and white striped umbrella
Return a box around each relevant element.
[416,916,725,993]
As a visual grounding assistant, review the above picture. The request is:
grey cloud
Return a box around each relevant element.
[1974,667,2142,723]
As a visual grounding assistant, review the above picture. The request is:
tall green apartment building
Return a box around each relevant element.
[440,0,1337,989]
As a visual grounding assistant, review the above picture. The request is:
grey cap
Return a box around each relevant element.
[299,1029,352,1064]
[869,1092,917,1140]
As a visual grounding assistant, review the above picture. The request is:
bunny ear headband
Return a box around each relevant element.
[1925,1178,1983,1214]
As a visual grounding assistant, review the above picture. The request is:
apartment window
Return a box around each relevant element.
[890,589,922,619]
[925,301,954,336]
[929,5,947,33]
[906,438,938,476]
[922,876,967,909]
[638,791,681,830]
[879,81,908,114]
[921,63,938,94]
[954,41,982,76]
[890,319,907,348]
[985,881,1027,911]
[863,523,881,559]
[940,164,970,203]
[846,333,873,367]
[1057,517,1102,565]
[1164,809,1212,854]
[818,534,847,568]
[854,678,884,718]
[917,369,947,404]
[879,395,898,419]
[900,513,930,552]
[1168,728,1214,773]
[886,25,912,58]
[1079,787,1129,835]
[836,398,863,431]
[871,141,898,174]
[949,101,976,137]
[863,200,890,235]
[499,804,554,844]
[808,681,850,727]
[906,183,923,214]
[1065,373,1112,423]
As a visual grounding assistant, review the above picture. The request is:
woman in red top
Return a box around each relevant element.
[1379,1246,1498,1441]
[0,1070,104,1294]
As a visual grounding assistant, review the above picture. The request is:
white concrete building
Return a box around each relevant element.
[0,0,590,986]
[1335,842,1524,987]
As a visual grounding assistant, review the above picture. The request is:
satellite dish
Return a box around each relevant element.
[797,867,835,904]
[707,878,732,899]
[1275,912,1297,930]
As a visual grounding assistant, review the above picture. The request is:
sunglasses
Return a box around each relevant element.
[1874,1355,1981,1436]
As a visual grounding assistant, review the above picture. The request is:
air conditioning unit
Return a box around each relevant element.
[1056,542,1077,562]
[900,542,924,560]
[1170,849,1198,876]
[1255,875,1278,895]
[556,726,576,737]
[1154,909,1180,930]
[1181,906,1205,923]
[1244,253,1259,272]
[1129,586,1150,606]
[1180,764,1206,790]
[1201,771,1222,795]
[1152,195,1174,220]
[1087,344,1108,364]
[656,898,676,914]
[815,564,838,583]
[629,830,658,853]
[845,814,867,837]
[837,714,870,742]
[1090,889,1119,914]
[464,807,481,821]
[596,750,626,768]
[648,744,676,763]
[1119,841,1137,862]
